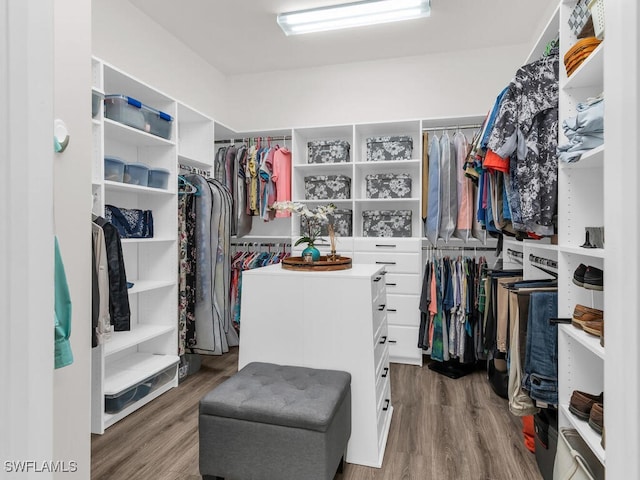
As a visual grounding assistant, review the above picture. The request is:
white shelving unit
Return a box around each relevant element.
[92,57,208,434]
[557,0,606,469]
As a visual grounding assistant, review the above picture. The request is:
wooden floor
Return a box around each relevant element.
[92,349,542,480]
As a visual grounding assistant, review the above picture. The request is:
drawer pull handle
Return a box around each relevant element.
[383,399,390,411]
[375,261,396,265]
[387,308,397,313]
[382,367,389,378]
[373,276,382,282]
[386,282,397,286]
[379,336,387,344]
[375,244,397,248]
[377,304,386,311]
[388,339,397,344]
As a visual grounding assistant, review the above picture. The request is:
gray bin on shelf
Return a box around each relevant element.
[366,135,413,161]
[304,174,351,200]
[300,209,353,237]
[365,173,412,198]
[362,210,412,237]
[307,140,351,163]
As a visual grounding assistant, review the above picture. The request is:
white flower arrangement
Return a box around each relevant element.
[271,201,337,248]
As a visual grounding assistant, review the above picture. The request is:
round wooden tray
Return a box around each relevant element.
[281,256,352,271]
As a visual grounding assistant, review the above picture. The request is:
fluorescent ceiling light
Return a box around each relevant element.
[277,0,431,36]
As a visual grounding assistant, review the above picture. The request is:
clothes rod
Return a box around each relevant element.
[231,242,292,247]
[422,123,483,132]
[421,246,496,251]
[215,135,292,144]
[179,164,211,177]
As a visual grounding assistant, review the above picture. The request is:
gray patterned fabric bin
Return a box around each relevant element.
[304,175,351,200]
[301,209,352,237]
[307,140,351,163]
[366,136,413,161]
[362,210,412,237]
[365,173,412,199]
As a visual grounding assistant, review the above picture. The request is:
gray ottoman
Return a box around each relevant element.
[199,362,352,480]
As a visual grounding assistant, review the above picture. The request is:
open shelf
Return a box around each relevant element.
[560,405,605,464]
[557,245,605,258]
[104,324,175,356]
[104,352,179,395]
[562,145,604,170]
[127,279,176,295]
[104,118,175,147]
[559,324,605,360]
[564,43,604,90]
[104,180,174,195]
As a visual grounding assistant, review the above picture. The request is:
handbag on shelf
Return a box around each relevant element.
[553,428,604,480]
[105,204,154,239]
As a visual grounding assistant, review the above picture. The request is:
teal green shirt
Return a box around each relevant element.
[54,236,73,369]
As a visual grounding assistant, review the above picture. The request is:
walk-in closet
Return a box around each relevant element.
[3,0,638,479]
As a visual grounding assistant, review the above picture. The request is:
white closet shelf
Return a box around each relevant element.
[294,199,353,206]
[177,153,213,170]
[355,198,420,203]
[104,352,179,395]
[557,245,605,258]
[523,242,558,253]
[563,43,604,90]
[103,378,176,429]
[127,279,176,295]
[104,180,175,195]
[559,324,605,360]
[104,324,175,356]
[354,159,421,168]
[294,163,353,171]
[561,145,604,170]
[560,404,605,464]
[104,118,176,147]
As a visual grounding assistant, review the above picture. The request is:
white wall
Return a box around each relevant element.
[52,0,93,477]
[92,0,228,122]
[223,44,529,132]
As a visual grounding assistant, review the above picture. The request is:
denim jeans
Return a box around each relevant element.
[522,291,558,405]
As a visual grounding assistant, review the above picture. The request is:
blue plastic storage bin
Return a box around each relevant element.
[104,94,173,139]
[92,91,104,118]
[104,156,126,182]
[123,162,150,186]
[148,168,170,189]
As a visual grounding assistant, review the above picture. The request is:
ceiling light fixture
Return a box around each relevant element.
[277,0,431,36]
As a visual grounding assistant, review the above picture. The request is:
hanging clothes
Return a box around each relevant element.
[54,237,73,369]
[178,180,197,356]
[425,134,441,244]
[439,133,457,242]
[453,131,473,241]
[91,220,112,347]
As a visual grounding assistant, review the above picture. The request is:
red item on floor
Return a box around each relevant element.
[523,415,536,453]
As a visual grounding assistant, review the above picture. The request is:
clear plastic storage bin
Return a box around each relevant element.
[104,156,126,182]
[104,94,173,139]
[123,162,150,186]
[104,365,176,414]
[148,168,170,189]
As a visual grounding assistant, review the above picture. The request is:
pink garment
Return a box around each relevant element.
[272,148,292,218]
[454,132,473,233]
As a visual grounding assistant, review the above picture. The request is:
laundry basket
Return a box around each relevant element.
[588,0,604,40]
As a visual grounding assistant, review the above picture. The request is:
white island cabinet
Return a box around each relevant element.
[239,263,392,468]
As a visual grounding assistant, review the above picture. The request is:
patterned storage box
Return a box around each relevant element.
[300,209,353,237]
[304,174,351,200]
[366,136,413,161]
[307,140,351,163]
[362,210,412,237]
[365,173,412,199]
[568,0,592,36]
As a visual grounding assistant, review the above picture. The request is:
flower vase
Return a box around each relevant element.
[302,245,321,262]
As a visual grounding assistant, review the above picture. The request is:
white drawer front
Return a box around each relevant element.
[386,294,420,327]
[353,252,421,274]
[374,322,389,367]
[375,355,390,401]
[388,325,422,365]
[384,273,422,295]
[372,301,387,338]
[371,271,387,303]
[376,380,391,443]
[354,237,420,253]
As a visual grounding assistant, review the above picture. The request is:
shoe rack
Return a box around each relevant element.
[556,0,605,467]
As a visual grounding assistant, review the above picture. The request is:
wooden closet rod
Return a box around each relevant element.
[422,123,483,132]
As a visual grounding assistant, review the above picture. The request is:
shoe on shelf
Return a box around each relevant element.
[573,263,588,287]
[582,320,604,338]
[589,402,604,435]
[571,304,604,329]
[584,266,604,291]
[569,390,603,420]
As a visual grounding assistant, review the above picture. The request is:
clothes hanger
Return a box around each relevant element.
[178,175,199,195]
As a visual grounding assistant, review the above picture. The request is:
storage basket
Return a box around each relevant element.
[104,156,126,182]
[588,0,604,40]
[365,173,412,199]
[366,136,413,161]
[300,209,352,237]
[307,140,350,163]
[362,210,412,237]
[104,94,173,139]
[568,0,591,37]
[104,365,176,414]
[304,174,351,200]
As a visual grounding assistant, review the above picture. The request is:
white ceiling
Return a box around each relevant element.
[129,0,559,76]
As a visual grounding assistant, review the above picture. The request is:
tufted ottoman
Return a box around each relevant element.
[199,362,352,480]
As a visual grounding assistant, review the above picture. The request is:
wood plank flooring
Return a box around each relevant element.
[91,349,542,480]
